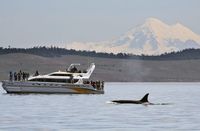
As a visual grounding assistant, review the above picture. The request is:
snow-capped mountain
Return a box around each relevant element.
[66,18,200,55]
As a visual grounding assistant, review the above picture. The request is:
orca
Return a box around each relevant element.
[111,93,153,105]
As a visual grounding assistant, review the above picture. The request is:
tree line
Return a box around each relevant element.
[0,46,200,60]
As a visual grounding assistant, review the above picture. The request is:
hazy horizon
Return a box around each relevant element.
[0,0,200,48]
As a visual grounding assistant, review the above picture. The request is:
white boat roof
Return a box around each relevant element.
[28,63,95,80]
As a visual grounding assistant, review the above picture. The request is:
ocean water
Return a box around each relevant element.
[0,82,200,131]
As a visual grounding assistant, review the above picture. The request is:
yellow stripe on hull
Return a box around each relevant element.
[72,87,96,94]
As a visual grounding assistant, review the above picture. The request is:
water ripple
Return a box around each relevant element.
[1,82,200,130]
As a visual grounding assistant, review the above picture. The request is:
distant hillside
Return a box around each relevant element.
[1,53,200,82]
[1,46,200,60]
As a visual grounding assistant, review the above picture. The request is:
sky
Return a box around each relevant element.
[0,0,200,48]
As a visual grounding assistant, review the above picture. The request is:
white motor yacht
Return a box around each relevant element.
[2,63,104,94]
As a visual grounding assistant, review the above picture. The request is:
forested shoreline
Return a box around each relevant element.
[1,46,200,60]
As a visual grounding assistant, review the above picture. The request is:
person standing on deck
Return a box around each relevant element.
[9,71,13,81]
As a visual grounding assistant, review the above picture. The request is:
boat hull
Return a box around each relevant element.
[2,81,104,94]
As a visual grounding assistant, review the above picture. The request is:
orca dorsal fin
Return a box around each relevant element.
[140,93,149,103]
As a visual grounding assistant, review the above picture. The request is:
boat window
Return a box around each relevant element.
[49,74,72,76]
[29,78,79,83]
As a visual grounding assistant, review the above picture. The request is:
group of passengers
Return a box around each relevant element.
[9,70,30,81]
[84,80,104,90]
[9,70,40,81]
